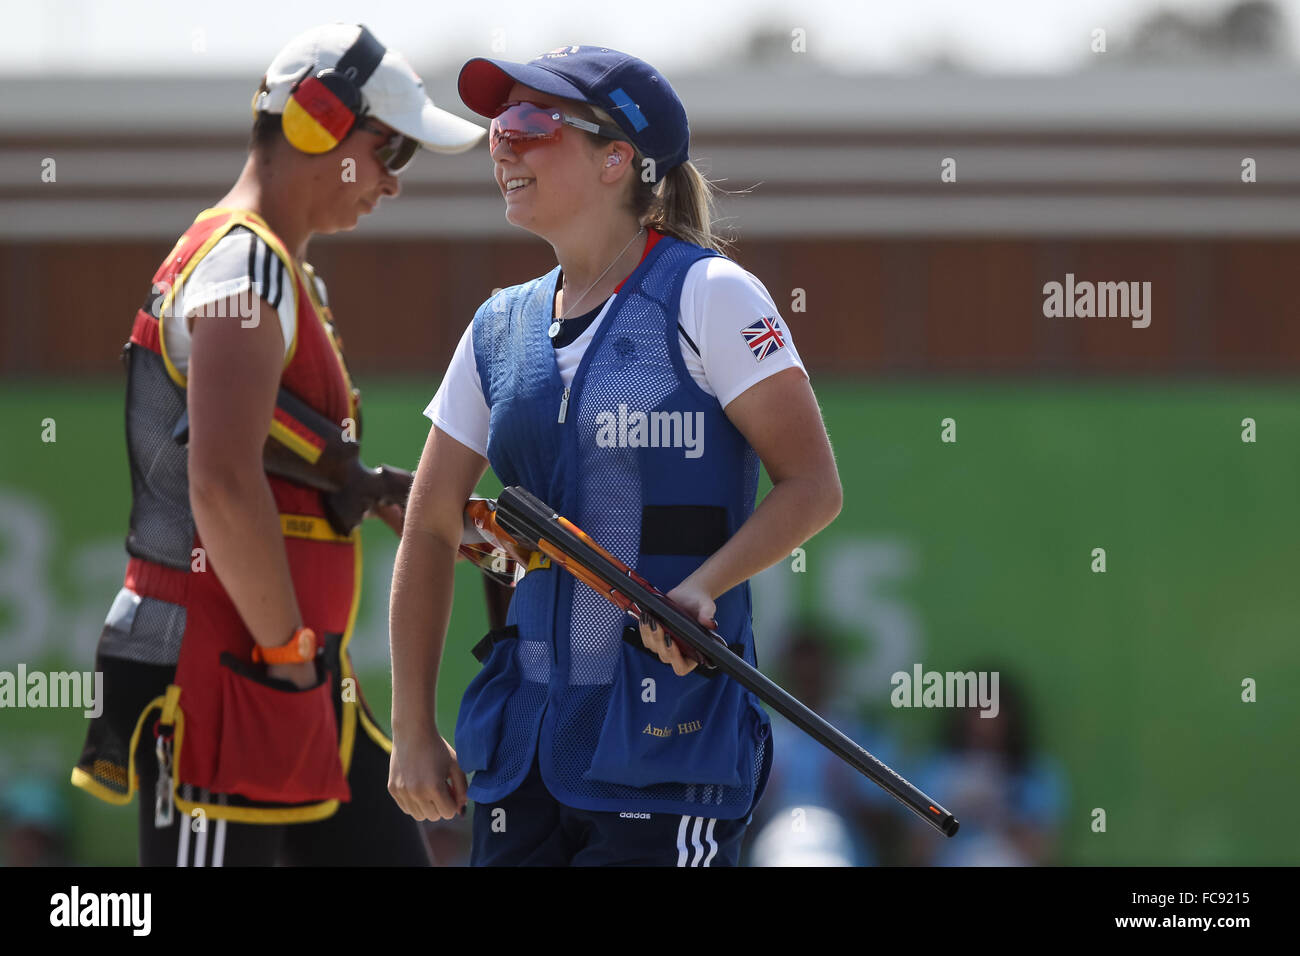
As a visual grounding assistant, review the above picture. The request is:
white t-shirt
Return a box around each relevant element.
[424,256,807,458]
[162,226,298,376]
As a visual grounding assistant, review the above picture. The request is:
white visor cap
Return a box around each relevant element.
[256,23,485,155]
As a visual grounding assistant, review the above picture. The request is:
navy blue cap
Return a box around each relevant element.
[458,45,690,172]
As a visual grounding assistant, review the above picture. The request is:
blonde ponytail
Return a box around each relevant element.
[585,104,739,255]
[644,161,731,254]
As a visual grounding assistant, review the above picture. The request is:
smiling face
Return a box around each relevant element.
[299,119,404,235]
[491,82,629,237]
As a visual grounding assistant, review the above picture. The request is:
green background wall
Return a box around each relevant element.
[1,380,1295,864]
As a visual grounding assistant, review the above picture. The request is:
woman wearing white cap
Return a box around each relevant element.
[72,23,483,866]
[389,46,842,866]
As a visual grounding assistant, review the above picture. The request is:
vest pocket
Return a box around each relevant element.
[454,625,521,776]
[583,630,747,789]
[208,652,350,804]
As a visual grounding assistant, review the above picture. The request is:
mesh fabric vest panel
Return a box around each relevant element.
[464,235,773,819]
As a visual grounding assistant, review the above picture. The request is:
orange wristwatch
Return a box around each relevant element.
[252,626,319,665]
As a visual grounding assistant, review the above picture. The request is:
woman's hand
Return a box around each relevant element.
[266,660,319,689]
[367,501,405,536]
[388,729,468,821]
[637,580,717,677]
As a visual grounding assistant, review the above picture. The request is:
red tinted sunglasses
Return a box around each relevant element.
[488,100,624,154]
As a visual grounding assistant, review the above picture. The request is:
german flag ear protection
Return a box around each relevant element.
[282,25,386,154]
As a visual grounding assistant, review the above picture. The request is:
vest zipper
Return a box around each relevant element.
[557,386,570,423]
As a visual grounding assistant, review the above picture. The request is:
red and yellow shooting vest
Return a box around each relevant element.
[72,208,387,823]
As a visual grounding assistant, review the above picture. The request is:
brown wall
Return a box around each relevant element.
[3,238,1297,378]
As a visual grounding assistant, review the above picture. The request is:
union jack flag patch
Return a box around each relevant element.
[741,316,786,361]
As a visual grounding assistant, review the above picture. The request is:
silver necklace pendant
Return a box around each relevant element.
[549,225,643,344]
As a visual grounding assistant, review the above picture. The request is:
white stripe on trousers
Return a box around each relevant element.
[702,819,718,867]
[176,786,227,867]
[677,816,718,867]
[193,804,208,867]
[212,795,227,868]
[689,816,704,865]
[176,784,192,867]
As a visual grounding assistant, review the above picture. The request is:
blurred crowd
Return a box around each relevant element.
[742,629,1067,867]
[0,768,69,866]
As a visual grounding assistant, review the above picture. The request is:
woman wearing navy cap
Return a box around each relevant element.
[388,45,842,866]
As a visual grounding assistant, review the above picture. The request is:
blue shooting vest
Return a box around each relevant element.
[456,234,773,819]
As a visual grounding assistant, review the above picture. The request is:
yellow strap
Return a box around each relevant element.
[268,418,324,464]
[160,684,181,725]
[526,551,551,573]
[297,260,354,421]
[156,214,249,388]
[182,208,300,369]
[69,694,168,805]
